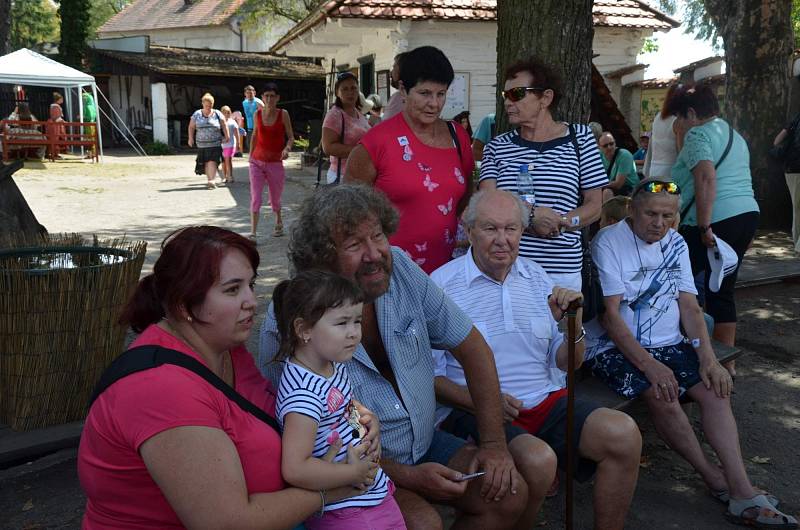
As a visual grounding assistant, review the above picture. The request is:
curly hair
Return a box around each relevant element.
[289,184,399,272]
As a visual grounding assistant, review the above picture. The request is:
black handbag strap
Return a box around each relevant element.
[89,345,280,433]
[680,123,734,222]
[446,120,463,161]
[333,112,345,184]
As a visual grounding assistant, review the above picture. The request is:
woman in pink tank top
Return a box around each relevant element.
[248,83,294,239]
[345,46,474,274]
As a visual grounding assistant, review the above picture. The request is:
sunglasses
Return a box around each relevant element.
[501,86,548,102]
[635,181,681,195]
[336,72,357,82]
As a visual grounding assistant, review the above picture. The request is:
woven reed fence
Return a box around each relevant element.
[0,235,146,431]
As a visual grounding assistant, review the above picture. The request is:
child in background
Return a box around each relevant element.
[220,106,240,184]
[273,271,406,530]
[599,195,631,229]
[232,110,246,157]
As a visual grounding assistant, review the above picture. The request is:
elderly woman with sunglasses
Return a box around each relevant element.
[478,57,606,292]
[321,72,371,184]
[670,82,760,377]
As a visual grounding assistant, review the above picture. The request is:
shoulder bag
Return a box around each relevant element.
[316,110,346,187]
[447,120,474,217]
[679,123,734,226]
[89,345,280,433]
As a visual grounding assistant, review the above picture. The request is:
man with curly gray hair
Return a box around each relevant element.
[260,184,539,529]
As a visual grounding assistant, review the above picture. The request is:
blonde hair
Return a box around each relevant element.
[220,105,231,114]
[201,93,214,105]
[600,196,631,227]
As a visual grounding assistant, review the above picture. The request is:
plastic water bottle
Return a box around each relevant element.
[517,163,536,206]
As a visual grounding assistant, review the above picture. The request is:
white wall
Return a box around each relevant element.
[99,21,292,52]
[108,74,152,129]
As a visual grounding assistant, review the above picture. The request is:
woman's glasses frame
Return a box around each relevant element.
[501,86,548,102]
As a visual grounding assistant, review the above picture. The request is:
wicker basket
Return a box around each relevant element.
[0,236,146,431]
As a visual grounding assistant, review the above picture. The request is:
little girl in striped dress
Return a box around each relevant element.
[273,270,406,530]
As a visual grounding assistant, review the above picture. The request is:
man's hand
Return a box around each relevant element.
[408,462,468,502]
[700,361,733,398]
[548,287,584,322]
[642,359,680,402]
[501,393,522,423]
[474,445,518,502]
[354,400,381,461]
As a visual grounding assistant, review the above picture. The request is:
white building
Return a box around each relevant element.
[270,0,679,129]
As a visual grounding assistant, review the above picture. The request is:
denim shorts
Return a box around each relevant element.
[591,341,702,399]
[415,429,468,467]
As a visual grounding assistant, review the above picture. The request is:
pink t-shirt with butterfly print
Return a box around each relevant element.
[360,112,473,273]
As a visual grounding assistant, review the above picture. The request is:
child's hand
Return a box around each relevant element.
[346,442,378,489]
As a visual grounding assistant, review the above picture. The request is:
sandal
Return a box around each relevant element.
[247,233,257,242]
[713,488,780,508]
[272,223,284,238]
[206,181,217,190]
[726,494,797,528]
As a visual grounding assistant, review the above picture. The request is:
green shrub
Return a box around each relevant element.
[143,141,174,156]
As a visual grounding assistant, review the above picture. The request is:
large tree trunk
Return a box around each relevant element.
[0,0,11,56]
[704,0,794,228]
[495,0,594,133]
[0,161,48,247]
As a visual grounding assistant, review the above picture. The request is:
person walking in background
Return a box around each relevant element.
[321,72,370,184]
[643,84,681,179]
[671,82,760,377]
[242,85,264,154]
[599,132,639,197]
[633,132,649,176]
[452,111,472,138]
[479,56,605,292]
[346,46,474,274]
[366,94,384,127]
[188,93,229,189]
[49,91,65,158]
[471,112,496,162]
[220,106,240,185]
[773,111,800,254]
[383,53,407,120]
[248,83,293,240]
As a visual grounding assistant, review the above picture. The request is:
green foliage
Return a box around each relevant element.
[143,141,175,156]
[10,0,59,51]
[59,0,92,68]
[641,37,659,54]
[792,0,800,48]
[238,0,320,32]
[293,137,309,150]
[89,0,131,37]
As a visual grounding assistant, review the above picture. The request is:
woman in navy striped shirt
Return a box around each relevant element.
[478,57,606,291]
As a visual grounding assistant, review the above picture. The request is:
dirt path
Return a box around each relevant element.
[3,153,798,528]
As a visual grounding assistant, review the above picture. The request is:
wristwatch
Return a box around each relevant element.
[527,206,536,229]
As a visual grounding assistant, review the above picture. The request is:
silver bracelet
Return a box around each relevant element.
[316,489,326,517]
[574,326,586,344]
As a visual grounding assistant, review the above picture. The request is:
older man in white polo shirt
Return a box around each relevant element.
[431,189,642,530]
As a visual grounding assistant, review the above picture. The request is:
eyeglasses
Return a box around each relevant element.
[501,86,548,102]
[634,181,681,195]
[600,141,616,148]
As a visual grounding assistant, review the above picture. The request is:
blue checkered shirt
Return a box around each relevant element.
[258,247,474,465]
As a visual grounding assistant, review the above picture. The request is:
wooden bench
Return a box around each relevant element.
[577,340,744,410]
[1,120,99,162]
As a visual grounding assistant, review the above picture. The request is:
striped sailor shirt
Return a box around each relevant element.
[479,124,607,274]
[276,361,390,510]
[259,247,474,465]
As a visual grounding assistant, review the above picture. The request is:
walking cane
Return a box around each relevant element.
[565,298,583,530]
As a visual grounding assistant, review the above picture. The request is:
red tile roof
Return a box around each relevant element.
[98,0,247,33]
[272,0,679,52]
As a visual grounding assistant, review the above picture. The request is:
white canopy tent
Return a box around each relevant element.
[0,48,103,159]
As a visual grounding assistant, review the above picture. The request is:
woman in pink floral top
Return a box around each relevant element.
[346,46,474,273]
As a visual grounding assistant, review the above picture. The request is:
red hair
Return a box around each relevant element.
[120,226,259,332]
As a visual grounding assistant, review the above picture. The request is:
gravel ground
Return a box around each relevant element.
[2,151,798,529]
